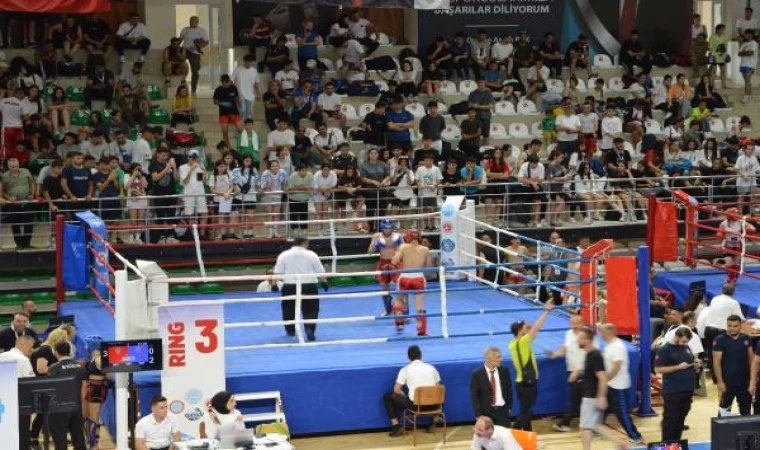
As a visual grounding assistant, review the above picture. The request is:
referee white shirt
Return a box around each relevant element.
[471,425,523,450]
[0,347,35,378]
[397,359,440,401]
[274,244,326,285]
[135,413,179,449]
[706,293,744,330]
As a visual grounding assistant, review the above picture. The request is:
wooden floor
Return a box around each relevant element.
[93,384,718,450]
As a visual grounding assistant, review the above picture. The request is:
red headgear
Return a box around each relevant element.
[405,229,421,243]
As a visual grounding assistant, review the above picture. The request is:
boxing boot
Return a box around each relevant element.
[394,302,406,331]
[416,310,429,336]
[727,265,740,284]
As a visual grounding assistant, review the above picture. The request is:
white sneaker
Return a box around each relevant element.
[619,213,628,222]
[569,217,577,224]
[133,237,144,244]
[583,217,591,224]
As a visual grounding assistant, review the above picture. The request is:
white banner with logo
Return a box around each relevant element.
[440,196,464,271]
[158,304,226,438]
[0,361,19,450]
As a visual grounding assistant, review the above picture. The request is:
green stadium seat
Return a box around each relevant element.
[0,293,24,306]
[30,292,56,303]
[198,283,224,294]
[170,285,197,296]
[331,276,354,287]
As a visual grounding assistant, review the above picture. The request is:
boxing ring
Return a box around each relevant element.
[56,197,646,444]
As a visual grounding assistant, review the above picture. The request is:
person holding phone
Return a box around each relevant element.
[655,327,700,441]
[179,149,209,234]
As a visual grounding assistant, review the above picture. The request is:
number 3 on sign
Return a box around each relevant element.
[195,319,218,353]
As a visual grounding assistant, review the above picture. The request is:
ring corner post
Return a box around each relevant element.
[113,269,131,449]
[635,245,657,417]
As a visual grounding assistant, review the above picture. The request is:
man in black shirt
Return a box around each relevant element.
[83,15,111,59]
[149,147,179,244]
[459,108,482,159]
[713,314,753,416]
[412,137,440,169]
[84,61,115,110]
[655,327,699,441]
[418,101,446,152]
[262,80,287,131]
[442,159,463,195]
[619,29,653,75]
[537,32,562,78]
[213,74,242,146]
[266,36,289,74]
[43,159,65,213]
[577,327,628,450]
[61,152,94,214]
[605,138,632,175]
[361,101,388,150]
[564,34,590,79]
[292,127,320,168]
[92,158,122,225]
[331,143,357,177]
[0,312,38,352]
[47,342,87,450]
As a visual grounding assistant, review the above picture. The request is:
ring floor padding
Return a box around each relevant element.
[654,266,760,312]
[60,281,640,436]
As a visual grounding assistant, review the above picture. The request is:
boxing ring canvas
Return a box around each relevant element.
[654,267,760,312]
[61,281,640,437]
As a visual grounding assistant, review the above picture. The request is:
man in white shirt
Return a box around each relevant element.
[705,283,744,365]
[115,13,151,63]
[549,315,587,432]
[384,344,441,437]
[232,54,261,120]
[555,102,582,155]
[0,334,35,377]
[471,416,523,450]
[317,82,346,129]
[81,131,110,160]
[651,75,672,110]
[737,7,759,38]
[312,123,339,164]
[179,16,209,95]
[256,268,283,293]
[1,87,24,162]
[274,236,326,341]
[133,127,154,175]
[347,8,379,55]
[274,60,300,94]
[517,154,546,226]
[339,38,365,80]
[491,34,514,74]
[599,104,623,153]
[179,148,209,221]
[525,58,550,104]
[660,309,704,356]
[266,119,296,162]
[415,153,443,231]
[135,395,180,450]
[600,324,642,443]
[739,28,759,102]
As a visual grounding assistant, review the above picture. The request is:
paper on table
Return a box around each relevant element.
[219,197,233,213]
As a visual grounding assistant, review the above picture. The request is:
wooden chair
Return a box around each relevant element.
[402,385,446,446]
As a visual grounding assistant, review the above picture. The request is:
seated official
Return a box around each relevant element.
[383,345,441,437]
[471,416,523,450]
[0,312,39,352]
[200,391,245,440]
[136,396,180,450]
[257,268,283,293]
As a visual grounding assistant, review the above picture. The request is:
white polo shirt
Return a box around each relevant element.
[0,347,35,378]
[470,425,522,450]
[660,324,704,355]
[706,294,745,330]
[116,21,149,39]
[396,359,440,401]
[232,65,260,102]
[179,26,209,54]
[318,93,342,112]
[603,337,631,390]
[563,329,586,372]
[274,246,326,285]
[1,97,23,128]
[135,413,178,449]
[555,114,582,142]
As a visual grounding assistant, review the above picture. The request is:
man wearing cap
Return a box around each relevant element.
[468,79,495,146]
[115,13,151,64]
[418,101,446,153]
[0,87,24,161]
[470,29,491,78]
[274,236,327,341]
[509,299,554,431]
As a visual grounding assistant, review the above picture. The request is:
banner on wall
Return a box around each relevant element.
[0,0,110,13]
[0,362,19,450]
[236,0,447,9]
[158,304,226,438]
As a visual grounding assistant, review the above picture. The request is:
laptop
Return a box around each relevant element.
[219,423,254,449]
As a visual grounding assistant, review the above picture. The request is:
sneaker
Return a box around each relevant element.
[583,217,591,224]
[619,213,628,222]
[569,217,577,224]
[138,55,145,63]
[158,236,167,244]
[389,425,403,437]
[119,55,126,63]
[552,424,571,432]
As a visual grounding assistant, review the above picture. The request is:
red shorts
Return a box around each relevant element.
[399,276,426,292]
[377,259,400,284]
[218,114,242,126]
[85,379,110,403]
[508,273,526,284]
[2,126,24,160]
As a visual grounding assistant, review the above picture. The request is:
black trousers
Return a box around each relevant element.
[19,414,31,450]
[358,37,379,56]
[288,200,309,230]
[4,203,35,247]
[363,188,388,232]
[514,382,537,431]
[115,38,151,56]
[544,58,563,78]
[152,196,177,241]
[383,392,414,421]
[281,283,319,336]
[720,383,752,415]
[558,378,583,427]
[84,86,114,109]
[704,326,723,374]
[485,405,511,428]
[49,412,86,450]
[187,52,201,93]
[662,391,693,442]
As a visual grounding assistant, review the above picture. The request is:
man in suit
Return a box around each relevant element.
[470,346,513,427]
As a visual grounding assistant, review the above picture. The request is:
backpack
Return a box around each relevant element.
[57,61,85,77]
[449,101,469,116]
[364,55,397,71]
[166,128,198,147]
[399,47,417,62]
[101,109,113,124]
[347,80,380,96]
[145,84,163,101]
[66,86,86,102]
[42,84,58,100]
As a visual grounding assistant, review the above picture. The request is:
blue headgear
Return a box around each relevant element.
[379,220,394,233]
[85,335,104,354]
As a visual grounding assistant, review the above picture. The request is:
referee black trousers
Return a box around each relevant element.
[662,391,693,442]
[281,283,319,337]
[720,383,752,416]
[49,412,86,450]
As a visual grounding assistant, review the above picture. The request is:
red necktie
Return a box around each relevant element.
[619,0,637,42]
[489,370,497,406]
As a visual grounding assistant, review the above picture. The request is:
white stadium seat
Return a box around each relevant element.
[651,76,664,88]
[305,128,318,141]
[319,58,335,71]
[495,101,516,116]
[709,117,726,132]
[516,99,538,115]
[725,116,741,132]
[531,122,543,138]
[588,77,605,89]
[490,123,508,139]
[575,78,588,92]
[359,103,375,117]
[608,77,625,91]
[441,124,462,142]
[623,141,634,154]
[546,78,564,93]
[440,80,458,95]
[508,122,531,139]
[340,104,359,121]
[593,54,613,68]
[328,127,345,144]
[459,80,477,96]
[644,119,663,135]
[285,34,297,48]
[405,102,426,118]
[374,80,389,92]
[433,102,448,114]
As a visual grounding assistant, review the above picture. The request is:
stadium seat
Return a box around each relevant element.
[709,117,726,132]
[575,78,588,91]
[405,102,426,118]
[335,58,343,70]
[459,80,477,96]
[319,58,335,71]
[434,102,448,114]
[359,103,375,117]
[440,80,457,95]
[546,143,557,155]
[495,101,516,116]
[405,57,424,80]
[651,76,664,87]
[508,122,531,139]
[490,123,509,139]
[531,122,543,138]
[285,34,297,48]
[546,78,564,93]
[374,32,391,45]
[199,283,224,294]
[623,141,635,154]
[516,99,538,115]
[328,127,345,143]
[305,128,318,141]
[374,80,389,92]
[725,116,741,132]
[340,104,359,121]
[441,124,462,142]
[645,119,663,135]
[593,54,614,68]
[608,77,625,91]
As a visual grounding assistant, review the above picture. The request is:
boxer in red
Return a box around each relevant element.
[717,207,756,283]
[368,219,404,315]
[392,229,430,335]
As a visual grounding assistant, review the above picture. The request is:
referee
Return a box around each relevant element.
[274,236,326,342]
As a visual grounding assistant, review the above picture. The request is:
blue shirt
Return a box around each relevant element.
[292,89,319,106]
[483,70,501,83]
[459,166,483,195]
[655,343,696,393]
[296,30,320,59]
[384,109,414,142]
[62,166,92,198]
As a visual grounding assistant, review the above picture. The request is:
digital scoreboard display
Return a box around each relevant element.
[101,339,163,373]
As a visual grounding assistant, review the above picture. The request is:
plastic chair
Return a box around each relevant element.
[374,80,389,92]
[594,54,613,68]
[508,122,531,139]
[644,119,663,135]
[516,99,538,115]
[359,103,376,117]
[575,78,588,92]
[531,122,543,138]
[340,104,359,121]
[328,127,345,144]
[588,77,605,89]
[709,117,726,132]
[459,80,477,96]
[285,34,297,48]
[405,102,426,119]
[725,116,741,132]
[319,58,335,71]
[490,123,509,139]
[439,80,457,95]
[441,124,461,142]
[402,385,446,447]
[608,77,625,91]
[546,78,564,93]
[495,101,516,116]
[305,128,318,142]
